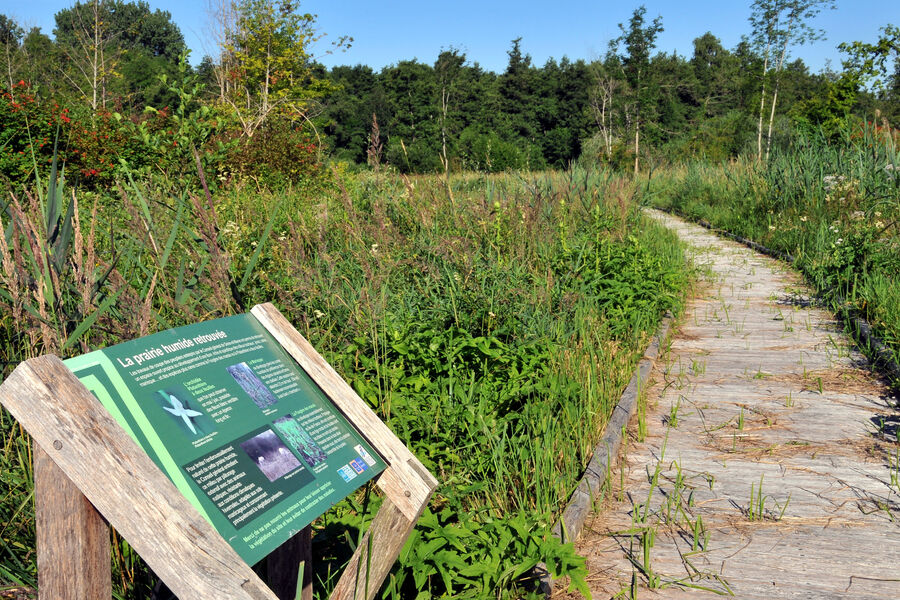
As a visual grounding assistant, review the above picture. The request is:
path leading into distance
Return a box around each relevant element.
[557,211,900,599]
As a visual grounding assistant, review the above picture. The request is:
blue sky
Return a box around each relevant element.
[6,1,897,73]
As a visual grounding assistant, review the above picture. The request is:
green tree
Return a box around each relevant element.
[838,24,900,121]
[324,64,385,163]
[54,0,187,110]
[690,32,741,119]
[0,14,24,93]
[381,59,439,172]
[20,28,57,99]
[223,0,337,138]
[615,5,663,175]
[498,38,536,142]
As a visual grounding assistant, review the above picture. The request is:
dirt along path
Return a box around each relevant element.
[555,211,900,599]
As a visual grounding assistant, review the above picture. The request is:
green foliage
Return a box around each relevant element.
[792,72,859,138]
[839,24,900,94]
[388,507,589,598]
[132,54,229,183]
[224,0,338,138]
[221,116,324,187]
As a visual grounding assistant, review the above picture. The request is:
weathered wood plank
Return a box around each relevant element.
[329,495,418,600]
[264,526,312,600]
[34,443,112,600]
[0,355,277,600]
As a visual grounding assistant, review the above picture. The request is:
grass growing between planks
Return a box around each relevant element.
[0,165,690,598]
[646,125,900,387]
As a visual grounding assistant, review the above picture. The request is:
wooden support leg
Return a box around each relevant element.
[34,443,111,600]
[329,498,416,600]
[265,525,313,600]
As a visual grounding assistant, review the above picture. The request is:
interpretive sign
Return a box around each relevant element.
[64,313,385,565]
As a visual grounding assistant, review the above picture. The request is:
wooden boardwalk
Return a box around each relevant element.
[556,211,900,599]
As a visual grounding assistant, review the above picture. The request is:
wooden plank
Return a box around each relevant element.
[34,443,112,600]
[263,525,312,600]
[329,495,419,600]
[0,356,277,600]
[250,303,438,521]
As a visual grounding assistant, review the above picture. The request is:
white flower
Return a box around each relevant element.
[836,238,843,245]
[370,243,379,254]
[488,311,496,318]
[313,309,325,319]
[875,221,885,228]
[768,225,776,231]
[800,216,808,222]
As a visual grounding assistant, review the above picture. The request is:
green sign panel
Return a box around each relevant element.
[64,314,384,565]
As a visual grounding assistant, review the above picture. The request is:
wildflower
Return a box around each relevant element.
[836,238,843,245]
[313,309,325,319]
[370,243,379,254]
[489,311,496,319]
[875,221,884,229]
[800,216,808,222]
[875,211,882,218]
[768,225,776,231]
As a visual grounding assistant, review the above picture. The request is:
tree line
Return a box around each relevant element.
[1,0,898,188]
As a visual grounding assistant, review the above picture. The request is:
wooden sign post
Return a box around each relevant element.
[0,303,438,600]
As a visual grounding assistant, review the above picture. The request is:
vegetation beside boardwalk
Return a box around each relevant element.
[646,125,899,385]
[0,165,689,598]
[0,0,897,597]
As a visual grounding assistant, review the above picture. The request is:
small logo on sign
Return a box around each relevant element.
[337,465,357,482]
[354,444,377,466]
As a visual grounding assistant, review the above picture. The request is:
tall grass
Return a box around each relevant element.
[0,164,689,598]
[648,125,899,384]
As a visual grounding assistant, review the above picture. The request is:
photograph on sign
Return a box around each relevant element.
[64,313,385,565]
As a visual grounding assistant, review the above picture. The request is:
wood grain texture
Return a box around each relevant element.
[34,443,112,600]
[329,496,418,600]
[0,356,277,600]
[251,303,438,521]
[559,211,900,599]
[264,526,312,600]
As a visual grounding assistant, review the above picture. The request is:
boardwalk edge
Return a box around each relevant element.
[539,310,675,596]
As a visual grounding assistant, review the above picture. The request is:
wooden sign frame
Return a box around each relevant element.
[0,303,438,600]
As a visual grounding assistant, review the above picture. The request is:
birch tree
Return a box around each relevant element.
[589,60,620,160]
[749,0,834,162]
[54,0,116,111]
